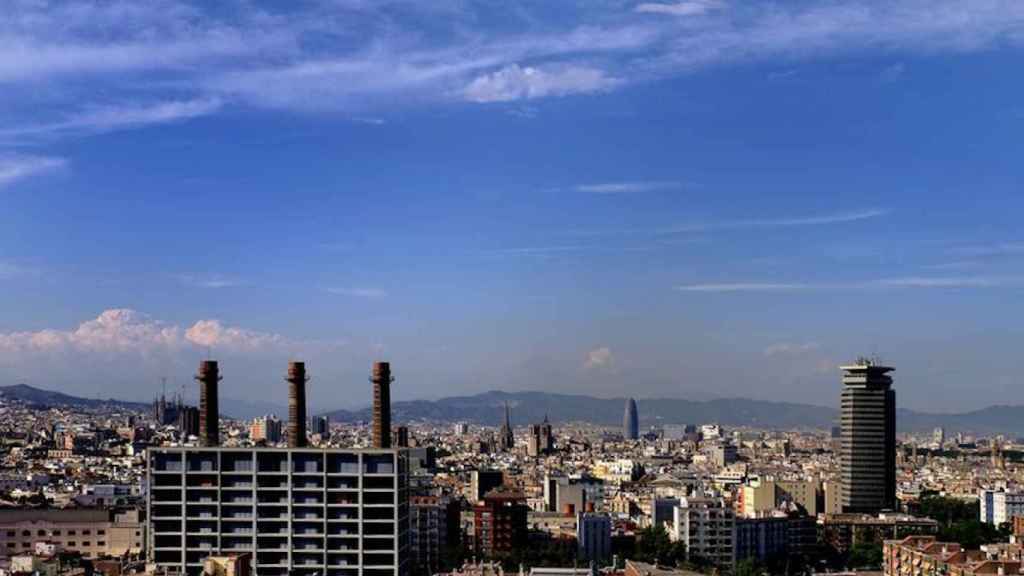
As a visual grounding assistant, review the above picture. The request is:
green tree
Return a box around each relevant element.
[847,543,883,570]
[633,525,688,567]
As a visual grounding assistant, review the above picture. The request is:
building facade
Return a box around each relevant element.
[147,446,408,576]
[671,496,736,569]
[839,361,897,514]
[0,509,144,559]
[979,489,1024,525]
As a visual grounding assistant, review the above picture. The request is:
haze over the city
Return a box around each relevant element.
[2,0,1023,412]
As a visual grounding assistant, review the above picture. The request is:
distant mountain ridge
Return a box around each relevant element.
[2,384,1020,436]
[0,383,150,411]
[322,389,1024,436]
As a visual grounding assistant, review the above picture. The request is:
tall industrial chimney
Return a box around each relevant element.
[195,360,220,447]
[372,362,392,448]
[287,361,309,448]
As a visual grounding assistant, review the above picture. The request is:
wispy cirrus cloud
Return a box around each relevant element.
[1,98,222,140]
[462,64,620,103]
[661,208,888,234]
[635,1,724,17]
[175,274,243,289]
[325,287,388,298]
[763,342,820,357]
[575,181,681,194]
[676,275,1022,293]
[3,1,1024,117]
[0,155,66,189]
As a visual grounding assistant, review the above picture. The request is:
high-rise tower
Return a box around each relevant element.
[372,362,393,448]
[195,360,220,447]
[839,359,896,513]
[623,398,639,440]
[287,361,308,448]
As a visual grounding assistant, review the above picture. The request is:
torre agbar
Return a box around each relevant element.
[146,361,409,576]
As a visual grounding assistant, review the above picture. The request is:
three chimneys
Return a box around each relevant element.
[194,359,394,448]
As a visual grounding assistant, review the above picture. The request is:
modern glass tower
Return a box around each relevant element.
[839,360,896,513]
[623,398,639,440]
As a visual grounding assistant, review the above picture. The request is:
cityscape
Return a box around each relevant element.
[3,1,1024,576]
[0,357,1022,576]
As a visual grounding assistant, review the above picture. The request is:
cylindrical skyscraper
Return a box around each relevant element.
[623,398,639,440]
[839,359,896,513]
[195,360,220,447]
[287,361,308,448]
[372,362,392,448]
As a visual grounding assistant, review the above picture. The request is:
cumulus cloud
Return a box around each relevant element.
[0,155,66,188]
[184,320,285,351]
[0,309,179,354]
[584,346,614,369]
[0,309,290,356]
[462,64,620,103]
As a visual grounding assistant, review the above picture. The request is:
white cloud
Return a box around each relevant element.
[676,282,807,292]
[176,274,243,289]
[0,309,292,356]
[325,287,388,298]
[462,64,620,103]
[677,276,1022,293]
[0,156,66,189]
[184,320,285,351]
[1,99,222,140]
[635,1,723,17]
[575,181,681,194]
[662,209,889,234]
[584,346,614,369]
[764,342,820,357]
[0,309,179,354]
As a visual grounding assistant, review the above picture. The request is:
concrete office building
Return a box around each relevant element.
[979,489,1024,525]
[148,360,408,576]
[839,360,897,514]
[147,446,408,576]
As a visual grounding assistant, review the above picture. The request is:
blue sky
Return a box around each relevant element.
[1,0,1023,413]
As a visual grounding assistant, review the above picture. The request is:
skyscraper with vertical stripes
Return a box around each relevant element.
[839,360,896,513]
[623,398,639,440]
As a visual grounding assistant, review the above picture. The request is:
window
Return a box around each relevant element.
[52,530,61,536]
[21,530,30,537]
[97,530,106,535]
[37,530,46,536]
[21,542,29,548]
[5,531,13,537]
[82,530,91,535]
[6,542,13,548]
[97,541,105,547]
[82,541,91,547]
[68,530,76,536]
[68,542,76,547]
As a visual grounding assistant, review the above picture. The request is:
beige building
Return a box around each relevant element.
[0,509,144,559]
[739,478,820,517]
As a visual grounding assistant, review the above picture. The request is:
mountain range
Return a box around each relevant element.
[2,384,1021,437]
[322,390,1024,437]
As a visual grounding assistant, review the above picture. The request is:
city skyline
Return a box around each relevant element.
[3,1,1024,411]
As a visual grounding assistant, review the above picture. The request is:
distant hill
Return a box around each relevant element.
[0,383,150,411]
[322,390,1024,437]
